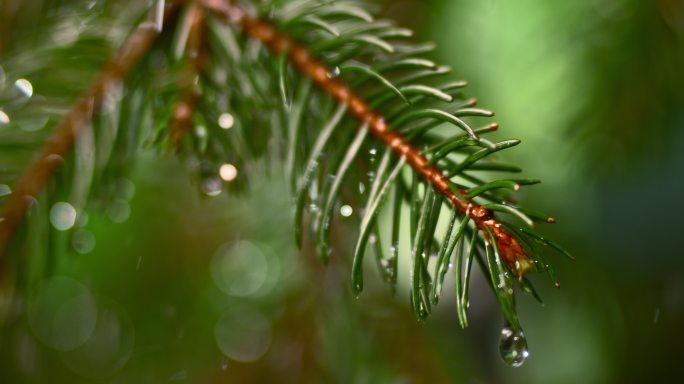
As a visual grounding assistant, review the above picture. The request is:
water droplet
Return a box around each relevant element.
[353,281,363,294]
[218,113,235,129]
[0,110,9,125]
[340,204,353,217]
[219,163,238,182]
[418,302,428,318]
[28,276,97,351]
[15,78,33,98]
[115,178,136,201]
[308,202,319,214]
[211,241,269,297]
[0,184,11,197]
[215,307,271,363]
[358,182,365,195]
[106,199,130,223]
[50,202,77,231]
[221,355,229,370]
[389,243,399,257]
[327,66,340,78]
[201,177,222,197]
[72,230,96,254]
[368,234,377,244]
[59,297,135,378]
[195,125,207,138]
[499,326,529,367]
[369,147,377,156]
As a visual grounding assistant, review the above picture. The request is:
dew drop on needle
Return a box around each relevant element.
[499,325,529,367]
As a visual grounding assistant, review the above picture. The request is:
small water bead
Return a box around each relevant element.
[308,202,319,214]
[219,163,238,182]
[499,326,529,367]
[28,276,97,351]
[211,241,269,297]
[218,113,235,129]
[201,177,222,197]
[115,178,136,201]
[72,230,96,255]
[340,204,353,217]
[0,110,9,125]
[195,125,207,138]
[15,78,33,98]
[352,281,363,295]
[215,307,272,363]
[327,66,340,78]
[106,199,130,223]
[389,242,399,257]
[50,202,77,231]
[0,184,11,197]
[59,297,135,378]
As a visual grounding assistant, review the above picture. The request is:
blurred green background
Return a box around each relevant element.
[1,0,684,382]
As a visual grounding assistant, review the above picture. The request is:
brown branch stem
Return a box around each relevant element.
[203,0,533,276]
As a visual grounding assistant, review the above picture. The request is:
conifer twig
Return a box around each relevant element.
[0,3,178,261]
[203,0,534,276]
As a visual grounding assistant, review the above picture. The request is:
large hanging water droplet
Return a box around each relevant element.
[499,326,529,367]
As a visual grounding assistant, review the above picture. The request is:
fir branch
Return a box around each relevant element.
[0,2,178,260]
[204,1,533,277]
[198,0,575,332]
[0,0,572,344]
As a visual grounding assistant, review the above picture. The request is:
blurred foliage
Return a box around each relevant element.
[2,0,684,383]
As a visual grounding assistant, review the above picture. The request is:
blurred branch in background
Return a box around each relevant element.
[0,1,177,260]
[425,0,684,382]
